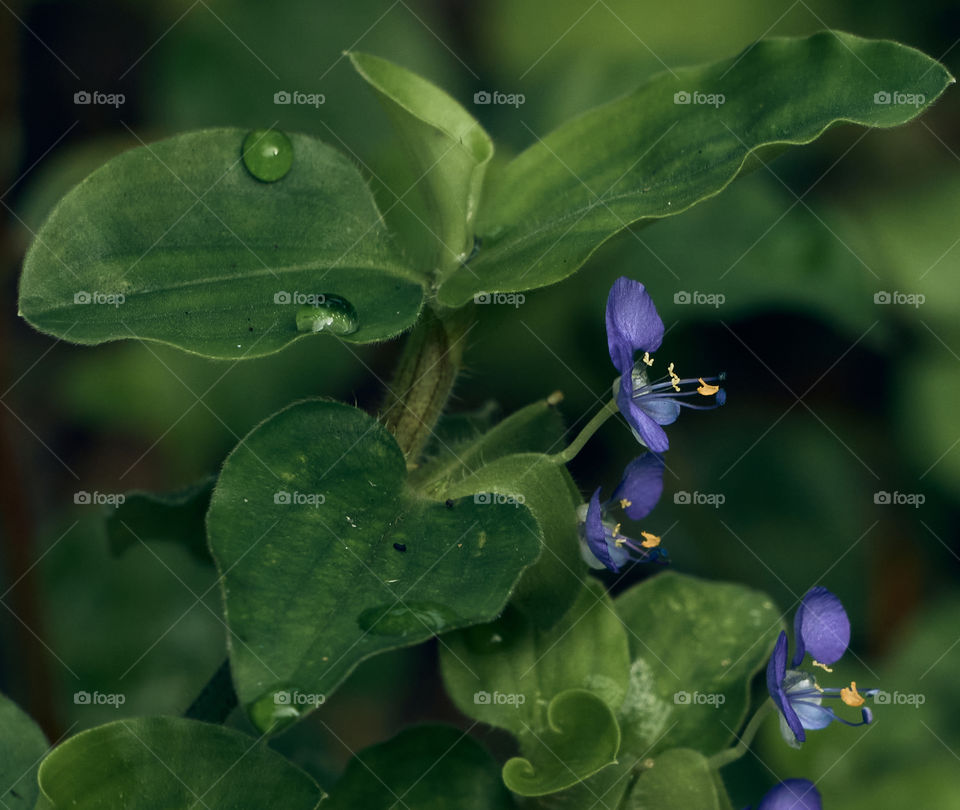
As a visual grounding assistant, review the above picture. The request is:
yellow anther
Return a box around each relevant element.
[697,378,720,396]
[640,531,661,548]
[667,362,681,392]
[620,498,632,509]
[812,659,834,673]
[642,352,654,367]
[612,523,622,537]
[841,682,865,707]
[547,390,564,406]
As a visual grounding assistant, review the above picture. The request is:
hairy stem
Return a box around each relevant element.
[381,307,471,466]
[707,699,774,769]
[549,396,619,465]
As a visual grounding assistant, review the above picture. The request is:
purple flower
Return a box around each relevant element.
[605,277,725,452]
[752,779,822,810]
[767,588,876,747]
[578,454,668,572]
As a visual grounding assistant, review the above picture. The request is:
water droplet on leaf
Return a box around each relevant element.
[248,686,306,734]
[295,295,359,335]
[242,129,293,182]
[357,601,459,636]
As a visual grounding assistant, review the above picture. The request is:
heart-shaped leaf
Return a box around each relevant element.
[437,31,954,306]
[325,725,516,809]
[349,52,493,279]
[19,128,424,359]
[502,689,620,797]
[440,578,629,736]
[615,572,782,756]
[34,717,323,809]
[207,399,541,732]
[0,692,48,809]
[627,748,726,809]
[106,477,215,562]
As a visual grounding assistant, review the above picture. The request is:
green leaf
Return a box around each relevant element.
[615,572,782,756]
[627,748,724,809]
[349,52,493,278]
[443,453,585,629]
[439,578,630,736]
[19,128,424,359]
[0,692,48,809]
[35,717,322,809]
[206,399,541,732]
[502,689,620,797]
[106,477,215,563]
[325,725,516,809]
[437,31,954,306]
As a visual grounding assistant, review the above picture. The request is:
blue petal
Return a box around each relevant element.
[790,699,835,731]
[792,587,850,667]
[636,395,682,426]
[767,632,805,744]
[617,376,670,452]
[611,454,665,521]
[605,277,664,374]
[582,489,625,572]
[757,779,822,810]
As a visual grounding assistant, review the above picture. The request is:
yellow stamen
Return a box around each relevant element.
[640,531,661,548]
[620,498,632,509]
[697,378,719,396]
[812,659,834,673]
[642,351,654,367]
[841,681,865,707]
[667,362,681,392]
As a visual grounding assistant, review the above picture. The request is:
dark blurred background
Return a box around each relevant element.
[0,0,958,805]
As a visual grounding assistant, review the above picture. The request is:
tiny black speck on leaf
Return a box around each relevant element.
[393,542,406,552]
[445,499,455,509]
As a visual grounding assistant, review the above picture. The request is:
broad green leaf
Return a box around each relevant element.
[437,31,954,306]
[444,453,585,629]
[325,725,515,809]
[439,578,630,737]
[34,717,322,809]
[627,748,724,809]
[502,689,620,796]
[349,52,493,278]
[106,477,215,563]
[412,397,567,496]
[615,572,782,756]
[207,399,541,732]
[19,128,424,359]
[0,692,48,809]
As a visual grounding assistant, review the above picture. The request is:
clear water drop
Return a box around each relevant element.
[248,685,306,734]
[295,295,359,336]
[242,129,293,182]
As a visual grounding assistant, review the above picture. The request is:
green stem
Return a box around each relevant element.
[707,699,774,769]
[381,307,470,466]
[549,397,619,464]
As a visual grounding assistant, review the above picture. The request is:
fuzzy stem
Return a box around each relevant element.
[548,397,619,464]
[707,699,774,769]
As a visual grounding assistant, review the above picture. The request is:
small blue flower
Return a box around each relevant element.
[767,587,876,747]
[578,454,668,572]
[751,779,822,810]
[605,277,726,452]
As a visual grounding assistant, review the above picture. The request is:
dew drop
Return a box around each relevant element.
[295,295,359,336]
[242,129,293,182]
[248,685,307,734]
[357,601,459,636]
